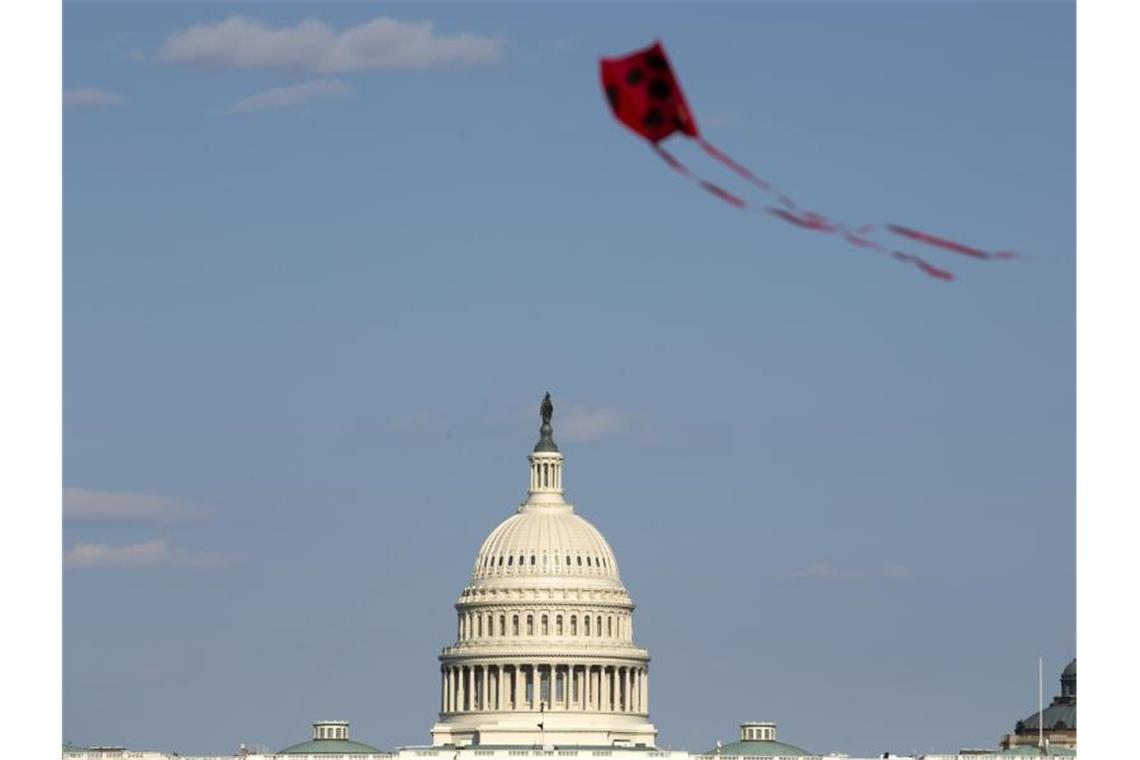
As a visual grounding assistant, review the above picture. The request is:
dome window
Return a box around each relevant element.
[527,615,534,635]
[542,615,549,635]
[508,556,513,566]
[587,557,592,567]
[530,555,536,566]
[513,615,519,635]
[557,615,564,635]
[571,615,578,635]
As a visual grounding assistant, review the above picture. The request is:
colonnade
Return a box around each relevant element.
[440,662,647,716]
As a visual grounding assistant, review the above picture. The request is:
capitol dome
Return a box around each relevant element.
[470,507,622,588]
[430,395,656,749]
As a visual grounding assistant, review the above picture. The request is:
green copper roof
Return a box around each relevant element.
[534,421,559,452]
[278,737,385,755]
[707,739,813,758]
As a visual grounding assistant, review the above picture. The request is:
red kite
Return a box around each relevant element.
[600,41,1015,281]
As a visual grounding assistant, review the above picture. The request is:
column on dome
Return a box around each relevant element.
[617,666,623,712]
[449,667,456,712]
[512,664,520,710]
[478,665,486,710]
[467,666,474,712]
[502,664,511,711]
[564,664,572,709]
[626,667,633,712]
[457,666,465,712]
[601,665,611,715]
[583,665,591,711]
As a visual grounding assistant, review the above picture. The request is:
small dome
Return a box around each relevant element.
[707,722,811,757]
[1061,659,1076,680]
[278,721,382,756]
[707,739,813,757]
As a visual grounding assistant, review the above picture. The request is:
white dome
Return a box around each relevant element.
[471,506,622,585]
[431,402,657,748]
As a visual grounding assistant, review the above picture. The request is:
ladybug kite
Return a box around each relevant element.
[600,42,1015,281]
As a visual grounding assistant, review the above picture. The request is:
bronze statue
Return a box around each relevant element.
[540,392,554,426]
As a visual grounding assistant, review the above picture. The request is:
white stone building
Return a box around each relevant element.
[430,404,655,747]
[63,397,1071,760]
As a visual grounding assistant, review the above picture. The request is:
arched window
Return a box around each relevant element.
[519,555,525,567]
[498,555,504,566]
[499,615,505,636]
[512,615,519,636]
[586,556,592,567]
[596,615,602,635]
[571,615,577,636]
[566,555,571,566]
[585,616,591,636]
[608,616,613,636]
[530,555,536,566]
[576,555,582,566]
[477,616,483,637]
[541,615,549,635]
[508,555,513,566]
[527,615,534,636]
[556,615,563,635]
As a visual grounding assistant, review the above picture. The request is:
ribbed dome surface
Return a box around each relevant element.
[471,504,621,583]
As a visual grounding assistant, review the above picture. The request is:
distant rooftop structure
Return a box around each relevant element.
[1001,659,1076,751]
[277,720,385,756]
[707,721,812,758]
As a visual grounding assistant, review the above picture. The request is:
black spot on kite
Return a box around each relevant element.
[645,53,668,70]
[605,86,620,110]
[626,68,645,86]
[643,108,664,128]
[648,78,672,100]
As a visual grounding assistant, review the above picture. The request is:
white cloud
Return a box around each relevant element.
[231,78,351,113]
[64,539,230,570]
[795,562,853,582]
[63,488,202,522]
[558,406,631,443]
[158,16,502,73]
[64,88,125,108]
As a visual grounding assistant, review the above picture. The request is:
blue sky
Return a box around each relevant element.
[63,2,1074,756]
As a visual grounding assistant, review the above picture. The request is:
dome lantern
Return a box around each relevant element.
[528,393,565,503]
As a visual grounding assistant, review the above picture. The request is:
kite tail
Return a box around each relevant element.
[886,224,1016,261]
[697,138,1014,267]
[652,144,953,282]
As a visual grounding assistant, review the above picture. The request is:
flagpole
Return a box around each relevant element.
[1038,656,1044,750]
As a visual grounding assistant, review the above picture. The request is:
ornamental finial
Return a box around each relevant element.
[540,392,554,426]
[534,392,559,453]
